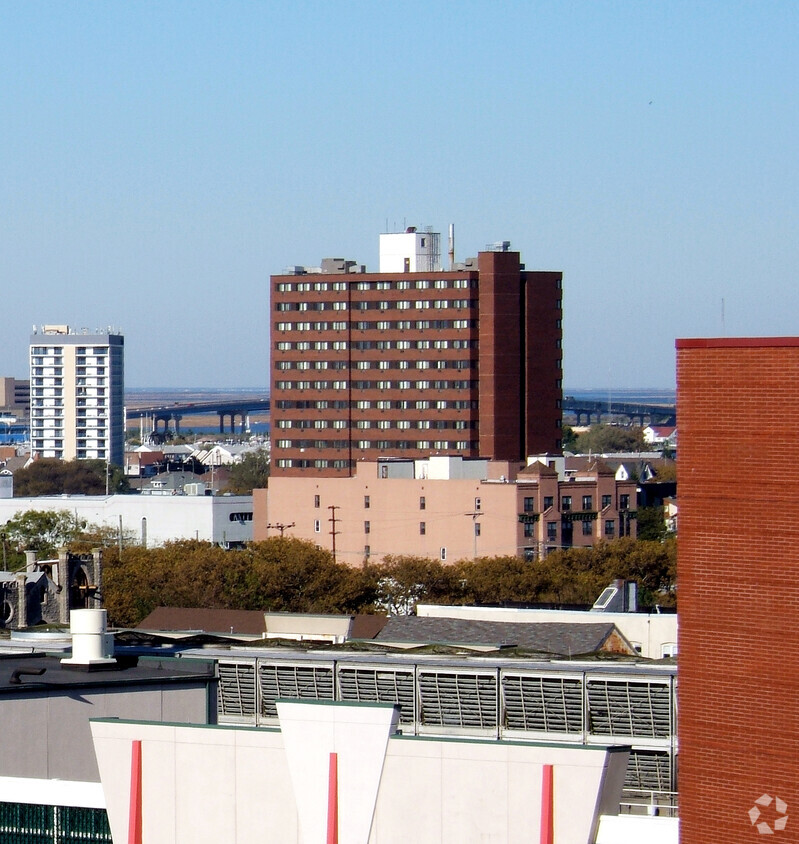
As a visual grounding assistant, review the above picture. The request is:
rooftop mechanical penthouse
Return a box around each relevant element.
[271,228,563,476]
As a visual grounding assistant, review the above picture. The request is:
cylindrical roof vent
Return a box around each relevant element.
[61,608,117,669]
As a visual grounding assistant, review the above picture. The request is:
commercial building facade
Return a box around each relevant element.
[29,325,124,466]
[255,455,637,564]
[270,231,563,477]
[676,337,799,842]
[0,493,254,548]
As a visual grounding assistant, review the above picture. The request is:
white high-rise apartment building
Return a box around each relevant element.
[30,325,124,466]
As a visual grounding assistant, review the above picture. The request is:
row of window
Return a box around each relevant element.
[276,359,476,371]
[275,278,475,293]
[275,398,479,410]
[276,299,476,313]
[275,339,477,351]
[277,439,476,451]
[31,346,108,354]
[534,520,620,541]
[276,419,476,431]
[521,493,631,512]
[275,458,352,469]
[274,379,479,392]
[275,319,477,332]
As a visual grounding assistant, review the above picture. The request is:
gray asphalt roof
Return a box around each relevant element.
[374,617,624,656]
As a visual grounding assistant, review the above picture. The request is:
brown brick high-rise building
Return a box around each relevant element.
[271,230,563,476]
[677,337,799,842]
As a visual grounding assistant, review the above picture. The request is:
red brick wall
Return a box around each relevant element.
[677,338,799,843]
[523,271,563,455]
[478,251,524,460]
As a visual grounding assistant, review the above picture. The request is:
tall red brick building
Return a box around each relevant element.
[271,230,563,476]
[677,337,799,842]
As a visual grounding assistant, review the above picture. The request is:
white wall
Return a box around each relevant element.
[0,494,253,547]
[91,702,630,844]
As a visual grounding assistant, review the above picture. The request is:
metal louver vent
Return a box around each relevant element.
[624,750,671,792]
[258,663,334,717]
[338,667,415,724]
[217,661,256,717]
[418,671,497,728]
[502,674,583,733]
[587,680,670,738]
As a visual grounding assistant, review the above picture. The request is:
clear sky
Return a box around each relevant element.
[2,1,797,389]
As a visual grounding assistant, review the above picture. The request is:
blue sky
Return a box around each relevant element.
[2,1,797,388]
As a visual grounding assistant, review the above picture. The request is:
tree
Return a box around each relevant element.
[636,506,667,542]
[574,424,646,454]
[223,450,270,494]
[13,458,129,496]
[561,425,578,451]
[365,555,462,616]
[2,509,83,557]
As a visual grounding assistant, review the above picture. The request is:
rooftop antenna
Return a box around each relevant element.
[721,297,726,335]
[448,223,455,270]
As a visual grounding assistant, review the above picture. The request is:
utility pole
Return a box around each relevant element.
[328,505,340,564]
[465,511,481,560]
[266,522,295,537]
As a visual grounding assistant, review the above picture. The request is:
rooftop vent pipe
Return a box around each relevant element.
[61,609,117,669]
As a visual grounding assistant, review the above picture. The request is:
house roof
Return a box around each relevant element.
[374,617,635,657]
[518,461,558,478]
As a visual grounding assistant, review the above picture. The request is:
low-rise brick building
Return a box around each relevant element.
[255,455,637,564]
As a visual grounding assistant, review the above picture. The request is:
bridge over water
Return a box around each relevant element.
[126,397,271,435]
[125,393,675,436]
[563,397,676,426]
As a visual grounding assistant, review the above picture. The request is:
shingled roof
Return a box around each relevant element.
[374,616,635,657]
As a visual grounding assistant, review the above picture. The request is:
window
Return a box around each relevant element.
[440,547,447,561]
[547,522,558,542]
[661,642,678,658]
[419,496,426,510]
[605,520,615,537]
[314,519,321,533]
[620,494,630,510]
[523,522,535,538]
[474,522,481,537]
[314,495,320,508]
[474,497,482,511]
[582,520,593,536]
[561,496,572,512]
[601,494,612,509]
[582,495,593,510]
[523,496,535,512]
[364,521,371,534]
[420,522,426,535]
[364,495,370,509]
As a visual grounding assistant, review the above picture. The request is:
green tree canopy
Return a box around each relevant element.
[13,458,129,496]
[1,509,83,557]
[574,424,646,454]
[223,450,270,494]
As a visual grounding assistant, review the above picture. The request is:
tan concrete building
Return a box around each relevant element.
[29,324,124,466]
[0,376,30,416]
[255,456,638,565]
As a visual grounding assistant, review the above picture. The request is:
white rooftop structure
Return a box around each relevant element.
[378,227,441,273]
